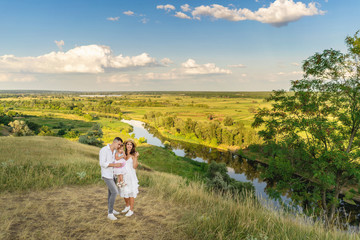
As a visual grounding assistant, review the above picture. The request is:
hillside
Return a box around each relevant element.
[0,136,358,239]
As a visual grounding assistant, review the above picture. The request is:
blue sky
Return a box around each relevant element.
[0,0,359,91]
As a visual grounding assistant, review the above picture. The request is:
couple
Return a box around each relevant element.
[99,137,139,220]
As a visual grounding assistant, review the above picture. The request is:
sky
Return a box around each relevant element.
[0,0,359,92]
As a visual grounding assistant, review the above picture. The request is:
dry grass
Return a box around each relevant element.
[0,183,187,240]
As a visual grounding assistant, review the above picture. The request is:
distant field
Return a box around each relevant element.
[0,91,273,128]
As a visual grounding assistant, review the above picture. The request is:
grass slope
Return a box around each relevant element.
[0,136,358,239]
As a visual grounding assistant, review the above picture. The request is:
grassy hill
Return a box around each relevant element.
[0,136,358,239]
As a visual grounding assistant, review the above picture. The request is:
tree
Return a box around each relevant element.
[252,31,360,222]
[9,120,34,136]
[38,125,55,136]
[223,116,234,126]
[78,124,104,147]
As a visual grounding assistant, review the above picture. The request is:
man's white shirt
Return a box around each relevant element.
[99,144,115,179]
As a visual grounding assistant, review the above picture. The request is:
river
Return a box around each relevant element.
[122,119,360,228]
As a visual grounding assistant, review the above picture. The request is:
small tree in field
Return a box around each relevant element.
[9,120,34,136]
[252,31,360,222]
[79,124,104,147]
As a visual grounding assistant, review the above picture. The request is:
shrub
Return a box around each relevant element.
[223,116,234,126]
[205,161,254,196]
[38,126,55,136]
[9,120,34,136]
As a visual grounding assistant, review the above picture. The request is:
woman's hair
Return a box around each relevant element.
[125,139,136,155]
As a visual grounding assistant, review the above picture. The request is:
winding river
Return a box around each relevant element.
[122,119,360,227]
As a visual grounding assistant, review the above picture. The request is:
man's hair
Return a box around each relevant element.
[113,137,123,143]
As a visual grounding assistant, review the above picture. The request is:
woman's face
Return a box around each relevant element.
[126,142,133,151]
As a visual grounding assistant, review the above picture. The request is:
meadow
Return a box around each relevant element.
[1,136,358,239]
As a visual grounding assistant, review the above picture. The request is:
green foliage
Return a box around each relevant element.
[252,30,360,221]
[144,111,261,148]
[138,137,147,144]
[38,125,55,136]
[63,130,80,139]
[205,161,254,196]
[78,124,104,147]
[223,116,234,126]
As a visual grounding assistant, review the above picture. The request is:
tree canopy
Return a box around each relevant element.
[252,30,360,222]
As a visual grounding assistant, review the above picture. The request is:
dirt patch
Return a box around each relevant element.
[0,185,187,240]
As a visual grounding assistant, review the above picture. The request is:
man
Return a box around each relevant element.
[99,137,124,220]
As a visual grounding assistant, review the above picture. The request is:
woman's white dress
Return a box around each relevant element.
[119,156,139,198]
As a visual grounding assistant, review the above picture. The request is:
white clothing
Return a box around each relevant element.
[114,158,127,175]
[119,156,139,198]
[99,144,115,179]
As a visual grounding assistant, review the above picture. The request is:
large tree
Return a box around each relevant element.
[252,31,360,221]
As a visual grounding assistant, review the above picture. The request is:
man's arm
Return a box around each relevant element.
[99,149,110,168]
[99,149,123,168]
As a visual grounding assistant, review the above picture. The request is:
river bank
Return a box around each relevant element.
[124,118,360,224]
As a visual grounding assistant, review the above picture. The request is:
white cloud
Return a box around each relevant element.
[0,73,36,82]
[181,59,231,75]
[160,58,173,66]
[107,16,120,21]
[176,1,325,27]
[174,12,191,19]
[291,62,300,66]
[181,4,191,12]
[228,64,246,68]
[157,4,176,12]
[0,45,158,74]
[123,11,134,16]
[140,18,149,24]
[54,40,64,51]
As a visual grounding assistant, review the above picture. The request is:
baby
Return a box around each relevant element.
[113,145,127,187]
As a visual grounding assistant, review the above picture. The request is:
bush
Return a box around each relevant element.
[38,126,55,136]
[78,124,104,147]
[205,161,254,196]
[9,120,34,136]
[223,116,234,126]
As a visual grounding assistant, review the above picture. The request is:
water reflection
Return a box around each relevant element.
[122,119,360,227]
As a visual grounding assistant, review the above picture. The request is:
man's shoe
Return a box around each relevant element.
[125,210,133,217]
[107,213,117,220]
[113,210,120,215]
[121,206,130,213]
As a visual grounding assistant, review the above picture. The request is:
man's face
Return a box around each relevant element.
[116,141,122,149]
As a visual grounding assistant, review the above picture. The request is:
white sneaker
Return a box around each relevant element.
[113,210,120,215]
[125,210,133,217]
[121,206,130,213]
[107,213,117,220]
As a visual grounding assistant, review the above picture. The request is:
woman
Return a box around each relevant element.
[119,139,139,217]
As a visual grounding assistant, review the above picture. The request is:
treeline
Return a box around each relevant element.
[144,111,262,148]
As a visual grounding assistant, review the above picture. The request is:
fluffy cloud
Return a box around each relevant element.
[174,12,191,19]
[156,4,175,12]
[181,59,231,75]
[123,11,134,16]
[181,4,191,12]
[54,40,64,50]
[165,0,325,27]
[0,45,158,74]
[107,16,120,21]
[98,59,231,83]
